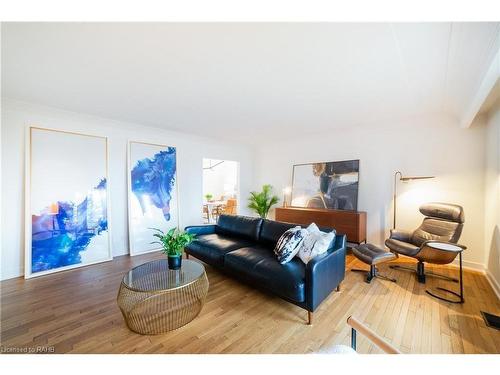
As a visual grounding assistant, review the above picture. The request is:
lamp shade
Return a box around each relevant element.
[400,175,435,182]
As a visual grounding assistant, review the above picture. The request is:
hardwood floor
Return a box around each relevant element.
[1,252,499,354]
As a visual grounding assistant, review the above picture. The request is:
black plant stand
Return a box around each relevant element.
[426,250,464,304]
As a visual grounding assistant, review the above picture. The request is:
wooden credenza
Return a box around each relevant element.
[275,207,367,244]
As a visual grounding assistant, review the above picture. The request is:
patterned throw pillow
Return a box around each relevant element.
[298,223,336,264]
[274,226,308,264]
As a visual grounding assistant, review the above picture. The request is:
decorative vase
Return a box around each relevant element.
[168,255,182,270]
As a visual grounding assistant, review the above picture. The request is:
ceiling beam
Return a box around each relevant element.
[460,47,500,128]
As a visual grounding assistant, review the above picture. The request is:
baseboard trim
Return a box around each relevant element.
[485,270,500,301]
[450,258,485,272]
[0,267,24,281]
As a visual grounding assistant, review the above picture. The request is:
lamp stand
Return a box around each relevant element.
[393,171,402,230]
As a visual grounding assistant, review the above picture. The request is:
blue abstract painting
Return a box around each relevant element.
[28,127,111,277]
[131,148,177,221]
[129,143,178,255]
[31,179,108,273]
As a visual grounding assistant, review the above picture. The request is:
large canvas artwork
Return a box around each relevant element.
[291,160,359,211]
[128,141,179,255]
[26,127,111,278]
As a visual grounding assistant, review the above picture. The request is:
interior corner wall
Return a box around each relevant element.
[0,99,255,280]
[254,114,487,270]
[484,102,500,293]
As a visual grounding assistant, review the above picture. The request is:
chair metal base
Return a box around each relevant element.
[426,252,464,304]
[426,271,458,283]
[390,254,465,304]
[389,262,458,284]
[351,265,397,284]
[426,288,464,304]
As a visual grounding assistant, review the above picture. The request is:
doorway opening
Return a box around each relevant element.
[202,158,239,223]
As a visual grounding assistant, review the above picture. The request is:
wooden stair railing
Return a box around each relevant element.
[347,316,401,354]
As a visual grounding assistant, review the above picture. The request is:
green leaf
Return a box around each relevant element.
[150,227,195,256]
[247,184,280,218]
[148,227,164,234]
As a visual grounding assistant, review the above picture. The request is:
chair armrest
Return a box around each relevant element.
[305,234,347,311]
[420,240,467,251]
[185,225,216,236]
[416,241,466,265]
[389,229,412,242]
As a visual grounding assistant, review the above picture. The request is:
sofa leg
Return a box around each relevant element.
[336,283,341,292]
[308,311,313,325]
[186,253,190,259]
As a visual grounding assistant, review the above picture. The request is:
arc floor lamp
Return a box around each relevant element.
[393,171,435,229]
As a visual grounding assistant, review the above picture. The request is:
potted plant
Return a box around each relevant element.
[151,228,196,270]
[204,193,213,202]
[247,184,280,219]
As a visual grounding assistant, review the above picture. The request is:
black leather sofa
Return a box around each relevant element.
[185,214,347,324]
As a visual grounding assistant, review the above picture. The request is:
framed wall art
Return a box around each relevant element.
[127,141,179,255]
[25,127,112,278]
[291,159,359,211]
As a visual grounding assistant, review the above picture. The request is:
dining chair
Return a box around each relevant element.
[202,204,209,223]
[224,199,237,215]
[211,205,224,222]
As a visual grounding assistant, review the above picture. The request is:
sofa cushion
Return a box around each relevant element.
[225,245,306,302]
[216,215,263,241]
[298,223,336,264]
[259,219,299,247]
[186,233,254,267]
[274,226,308,264]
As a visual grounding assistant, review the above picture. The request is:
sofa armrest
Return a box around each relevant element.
[185,225,216,236]
[305,234,347,312]
[389,229,411,242]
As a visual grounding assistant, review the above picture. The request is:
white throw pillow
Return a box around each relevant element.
[306,222,321,234]
[274,226,308,264]
[298,223,336,264]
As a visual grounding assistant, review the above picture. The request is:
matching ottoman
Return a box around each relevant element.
[352,244,397,284]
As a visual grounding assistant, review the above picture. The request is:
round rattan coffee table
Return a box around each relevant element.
[117,259,209,335]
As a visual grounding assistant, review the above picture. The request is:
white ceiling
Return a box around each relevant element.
[2,22,499,144]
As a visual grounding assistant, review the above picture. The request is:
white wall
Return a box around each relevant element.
[484,101,500,293]
[254,114,487,269]
[1,99,495,281]
[1,99,254,280]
